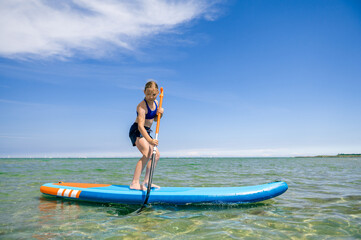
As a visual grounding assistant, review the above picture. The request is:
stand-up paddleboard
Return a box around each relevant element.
[40,181,288,205]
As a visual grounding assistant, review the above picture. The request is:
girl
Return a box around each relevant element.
[129,81,164,190]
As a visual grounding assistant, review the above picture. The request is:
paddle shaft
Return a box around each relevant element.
[137,87,163,212]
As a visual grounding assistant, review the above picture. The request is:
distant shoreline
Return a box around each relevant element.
[295,154,361,158]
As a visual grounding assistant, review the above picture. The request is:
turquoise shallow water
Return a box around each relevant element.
[0,157,360,239]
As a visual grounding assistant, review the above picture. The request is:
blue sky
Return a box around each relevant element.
[0,0,360,157]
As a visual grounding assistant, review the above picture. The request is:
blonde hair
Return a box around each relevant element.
[144,80,158,91]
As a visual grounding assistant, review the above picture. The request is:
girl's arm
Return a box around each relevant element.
[137,105,158,145]
[154,107,164,122]
[154,100,164,122]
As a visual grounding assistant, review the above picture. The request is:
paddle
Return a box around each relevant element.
[137,87,164,213]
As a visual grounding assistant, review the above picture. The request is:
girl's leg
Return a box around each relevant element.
[130,137,152,190]
[143,147,160,188]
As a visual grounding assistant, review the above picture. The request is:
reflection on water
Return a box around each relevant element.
[38,195,271,217]
[0,157,360,239]
[39,195,140,216]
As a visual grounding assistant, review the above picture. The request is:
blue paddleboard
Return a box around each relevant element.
[40,181,288,204]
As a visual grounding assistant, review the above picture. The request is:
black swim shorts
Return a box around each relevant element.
[129,122,152,146]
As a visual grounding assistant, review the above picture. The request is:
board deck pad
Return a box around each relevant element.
[40,181,288,205]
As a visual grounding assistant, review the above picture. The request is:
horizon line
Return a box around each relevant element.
[1,153,360,159]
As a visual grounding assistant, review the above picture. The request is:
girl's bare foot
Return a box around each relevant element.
[130,183,144,190]
[143,182,161,189]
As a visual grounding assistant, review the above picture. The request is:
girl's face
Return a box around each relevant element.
[144,87,159,102]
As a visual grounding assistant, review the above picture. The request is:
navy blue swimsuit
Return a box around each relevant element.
[129,99,158,146]
[144,99,158,119]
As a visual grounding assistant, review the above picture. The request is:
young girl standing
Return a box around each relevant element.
[129,81,164,190]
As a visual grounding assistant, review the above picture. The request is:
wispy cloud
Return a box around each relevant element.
[0,0,221,59]
[0,98,51,107]
[0,135,31,139]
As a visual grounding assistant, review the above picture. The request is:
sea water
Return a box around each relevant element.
[0,157,360,239]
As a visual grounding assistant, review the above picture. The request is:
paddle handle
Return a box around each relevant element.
[155,87,164,138]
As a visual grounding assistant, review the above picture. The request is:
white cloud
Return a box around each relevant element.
[0,0,220,59]
[0,98,51,106]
